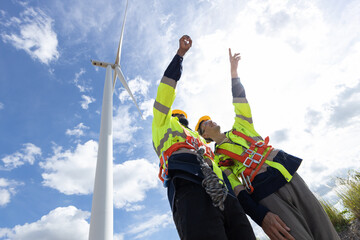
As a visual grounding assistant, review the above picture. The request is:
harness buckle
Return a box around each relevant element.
[245,149,254,155]
[252,152,263,162]
[241,171,253,193]
[185,136,199,149]
[243,157,251,168]
[255,141,265,147]
[243,152,263,167]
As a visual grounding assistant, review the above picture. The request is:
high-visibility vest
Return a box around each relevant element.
[216,130,293,193]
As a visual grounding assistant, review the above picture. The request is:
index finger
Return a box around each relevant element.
[276,220,294,240]
[229,48,232,57]
[276,215,291,232]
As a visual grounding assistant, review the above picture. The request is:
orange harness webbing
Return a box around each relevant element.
[216,130,273,193]
[158,130,214,187]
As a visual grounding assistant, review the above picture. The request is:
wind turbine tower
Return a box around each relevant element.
[88,1,142,239]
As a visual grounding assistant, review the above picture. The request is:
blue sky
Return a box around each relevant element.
[0,0,360,239]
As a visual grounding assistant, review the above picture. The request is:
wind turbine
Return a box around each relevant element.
[88,1,142,239]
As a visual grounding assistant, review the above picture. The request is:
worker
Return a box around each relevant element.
[195,48,340,240]
[152,36,256,240]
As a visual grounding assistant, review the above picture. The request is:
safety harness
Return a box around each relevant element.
[158,126,228,210]
[158,127,214,187]
[216,130,274,193]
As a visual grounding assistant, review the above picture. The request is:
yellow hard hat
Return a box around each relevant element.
[195,115,211,132]
[172,109,188,119]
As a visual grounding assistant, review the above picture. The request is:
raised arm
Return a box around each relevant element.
[229,48,240,78]
[228,48,253,130]
[228,49,294,239]
[153,35,192,127]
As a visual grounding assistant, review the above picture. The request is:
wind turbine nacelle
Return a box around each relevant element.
[91,60,114,69]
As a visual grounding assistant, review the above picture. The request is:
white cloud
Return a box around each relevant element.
[80,95,95,109]
[124,204,145,212]
[123,0,180,65]
[40,141,158,210]
[73,68,92,93]
[113,105,141,144]
[327,81,360,127]
[66,123,89,137]
[52,1,117,45]
[118,76,150,103]
[0,178,23,207]
[270,129,289,144]
[0,189,10,206]
[1,143,41,170]
[40,140,98,195]
[114,233,125,240]
[113,159,158,209]
[139,99,154,120]
[175,0,330,129]
[0,102,4,110]
[0,206,90,240]
[126,211,173,239]
[1,7,59,64]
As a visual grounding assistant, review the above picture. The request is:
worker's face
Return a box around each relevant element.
[200,120,220,138]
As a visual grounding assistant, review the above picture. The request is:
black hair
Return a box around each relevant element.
[172,114,190,129]
[198,120,213,142]
[178,117,189,128]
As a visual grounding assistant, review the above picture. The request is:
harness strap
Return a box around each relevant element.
[158,142,193,184]
[216,148,254,176]
[215,130,274,193]
[231,131,272,180]
[232,130,256,143]
[232,130,293,183]
[249,146,273,181]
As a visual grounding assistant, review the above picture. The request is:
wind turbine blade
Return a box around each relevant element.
[115,66,144,119]
[115,0,129,65]
[112,69,117,92]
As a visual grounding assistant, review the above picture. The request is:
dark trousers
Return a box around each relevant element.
[172,178,256,240]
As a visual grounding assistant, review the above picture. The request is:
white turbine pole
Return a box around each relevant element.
[89,65,114,240]
[89,1,142,239]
